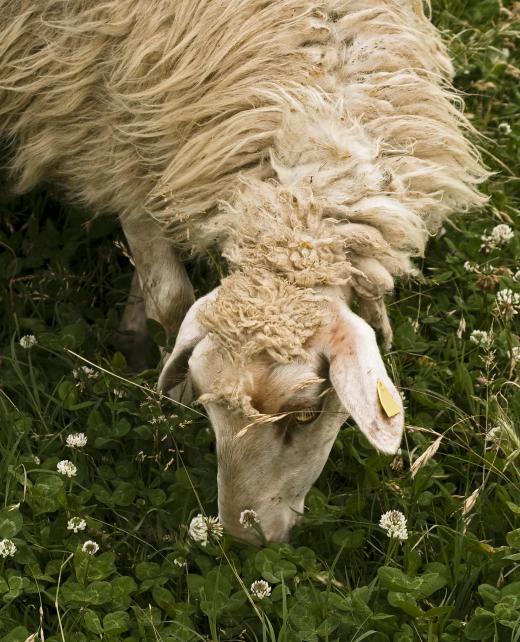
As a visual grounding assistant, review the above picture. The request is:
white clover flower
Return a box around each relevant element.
[188,514,223,547]
[72,365,98,380]
[149,415,168,425]
[188,514,208,546]
[463,261,479,273]
[82,540,99,555]
[57,460,77,478]
[379,510,408,541]
[0,539,17,558]
[239,509,259,529]
[491,224,514,243]
[495,288,520,320]
[469,329,493,349]
[206,516,223,541]
[67,517,87,533]
[19,335,37,349]
[250,580,272,600]
[498,122,512,135]
[481,224,514,252]
[66,432,87,448]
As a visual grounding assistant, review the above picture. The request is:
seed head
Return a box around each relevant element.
[81,540,99,555]
[239,509,259,529]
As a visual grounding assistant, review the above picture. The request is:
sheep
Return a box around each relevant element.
[0,0,487,543]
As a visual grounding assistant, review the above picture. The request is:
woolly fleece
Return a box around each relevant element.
[0,0,487,366]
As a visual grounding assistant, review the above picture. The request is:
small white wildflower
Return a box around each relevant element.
[379,510,408,541]
[491,224,514,244]
[188,514,222,547]
[188,514,208,546]
[239,509,259,529]
[32,455,40,465]
[498,122,512,135]
[250,580,271,599]
[112,388,125,399]
[67,517,87,533]
[66,432,87,448]
[57,460,77,478]
[82,540,99,555]
[481,224,514,252]
[0,539,17,558]
[173,557,187,567]
[513,270,520,283]
[463,261,479,273]
[469,330,493,349]
[495,288,520,320]
[19,335,37,349]
[73,365,98,380]
[149,415,167,425]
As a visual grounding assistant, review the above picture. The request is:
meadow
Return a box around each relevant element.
[0,1,519,640]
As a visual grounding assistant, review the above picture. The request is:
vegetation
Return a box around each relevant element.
[0,1,519,640]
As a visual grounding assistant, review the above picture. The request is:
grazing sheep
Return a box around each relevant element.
[0,0,487,542]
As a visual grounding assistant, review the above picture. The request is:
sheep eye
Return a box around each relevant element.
[293,408,320,424]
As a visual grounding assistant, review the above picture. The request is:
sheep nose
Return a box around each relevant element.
[260,510,297,543]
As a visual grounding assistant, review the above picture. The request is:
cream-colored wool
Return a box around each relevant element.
[199,269,329,364]
[0,0,487,367]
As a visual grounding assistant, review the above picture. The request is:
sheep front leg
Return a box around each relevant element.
[119,217,195,364]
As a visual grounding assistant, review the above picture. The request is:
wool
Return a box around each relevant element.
[0,0,488,375]
[199,270,329,364]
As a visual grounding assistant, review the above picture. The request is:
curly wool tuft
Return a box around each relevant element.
[220,180,353,288]
[199,270,328,364]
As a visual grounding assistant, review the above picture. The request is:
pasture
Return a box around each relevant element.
[0,0,519,640]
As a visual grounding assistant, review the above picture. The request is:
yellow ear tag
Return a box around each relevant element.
[376,379,401,418]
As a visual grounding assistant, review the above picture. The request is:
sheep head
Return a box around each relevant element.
[158,276,403,544]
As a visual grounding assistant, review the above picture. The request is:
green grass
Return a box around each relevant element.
[0,1,519,640]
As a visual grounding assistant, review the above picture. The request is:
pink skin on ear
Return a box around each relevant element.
[317,303,404,454]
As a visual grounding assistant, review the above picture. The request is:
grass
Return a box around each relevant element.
[0,1,519,640]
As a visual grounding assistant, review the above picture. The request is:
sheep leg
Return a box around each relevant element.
[115,271,154,371]
[119,217,195,365]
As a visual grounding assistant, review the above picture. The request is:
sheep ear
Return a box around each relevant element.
[319,304,404,454]
[158,290,218,392]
